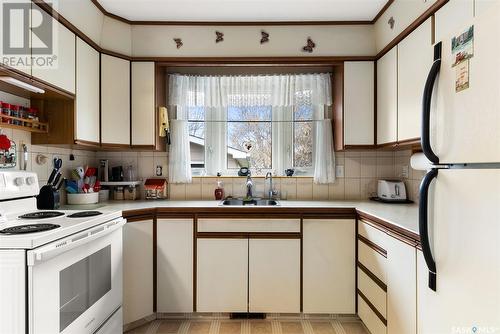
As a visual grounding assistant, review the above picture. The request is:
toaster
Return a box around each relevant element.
[377,180,407,201]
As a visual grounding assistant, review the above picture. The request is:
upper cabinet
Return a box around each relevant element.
[75,38,100,145]
[131,62,156,148]
[376,48,398,145]
[31,4,76,94]
[397,18,433,142]
[343,62,375,147]
[101,54,130,147]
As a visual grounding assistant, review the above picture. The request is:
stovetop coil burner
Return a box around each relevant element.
[18,211,65,219]
[0,224,60,234]
[67,211,103,218]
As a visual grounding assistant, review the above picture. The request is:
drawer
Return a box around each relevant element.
[197,219,301,233]
[358,220,388,250]
[358,240,387,284]
[358,295,387,334]
[357,268,387,318]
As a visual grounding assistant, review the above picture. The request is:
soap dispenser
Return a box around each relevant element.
[214,172,225,200]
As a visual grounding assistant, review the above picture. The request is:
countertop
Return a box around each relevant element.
[63,200,419,239]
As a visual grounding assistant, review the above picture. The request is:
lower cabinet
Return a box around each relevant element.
[248,239,300,313]
[156,219,194,313]
[123,219,154,325]
[196,239,249,312]
[303,219,356,313]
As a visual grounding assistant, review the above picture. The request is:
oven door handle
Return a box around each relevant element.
[27,218,126,266]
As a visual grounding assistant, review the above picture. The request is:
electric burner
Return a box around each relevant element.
[18,211,65,219]
[67,211,103,218]
[0,224,60,234]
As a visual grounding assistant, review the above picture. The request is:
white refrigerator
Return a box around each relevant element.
[416,2,500,333]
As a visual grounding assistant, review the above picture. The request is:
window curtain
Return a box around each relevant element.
[168,108,192,183]
[168,73,336,184]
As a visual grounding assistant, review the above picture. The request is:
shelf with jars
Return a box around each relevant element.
[0,102,48,133]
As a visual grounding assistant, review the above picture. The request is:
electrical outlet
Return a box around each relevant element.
[402,165,409,179]
[335,165,344,178]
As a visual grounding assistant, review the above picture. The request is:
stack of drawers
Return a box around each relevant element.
[357,220,388,334]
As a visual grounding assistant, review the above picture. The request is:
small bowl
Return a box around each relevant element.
[67,192,99,205]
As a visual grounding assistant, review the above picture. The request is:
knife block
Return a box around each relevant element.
[37,185,60,210]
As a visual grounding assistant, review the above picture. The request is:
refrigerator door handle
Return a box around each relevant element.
[419,168,438,291]
[421,42,442,164]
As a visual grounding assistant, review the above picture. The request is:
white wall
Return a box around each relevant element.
[131,25,376,57]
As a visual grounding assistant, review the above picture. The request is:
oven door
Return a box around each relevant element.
[27,218,125,334]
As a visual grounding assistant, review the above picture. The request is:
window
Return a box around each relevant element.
[187,107,205,173]
[293,105,314,169]
[227,106,272,170]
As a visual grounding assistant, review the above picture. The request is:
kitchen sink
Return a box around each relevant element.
[220,199,280,206]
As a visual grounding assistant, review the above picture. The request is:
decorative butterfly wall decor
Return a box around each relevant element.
[173,38,183,49]
[215,31,224,43]
[260,31,270,44]
[302,38,316,53]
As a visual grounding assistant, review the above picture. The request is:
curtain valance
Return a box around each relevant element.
[168,73,332,108]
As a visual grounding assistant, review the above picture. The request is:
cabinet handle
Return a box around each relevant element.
[421,42,442,164]
[419,168,438,291]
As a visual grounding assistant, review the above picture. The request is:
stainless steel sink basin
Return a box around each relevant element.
[220,199,280,206]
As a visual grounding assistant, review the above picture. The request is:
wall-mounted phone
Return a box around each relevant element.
[158,106,171,145]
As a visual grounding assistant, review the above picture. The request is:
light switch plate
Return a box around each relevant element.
[335,165,344,178]
[402,165,409,178]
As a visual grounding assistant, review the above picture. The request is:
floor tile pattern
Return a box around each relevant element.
[125,319,368,334]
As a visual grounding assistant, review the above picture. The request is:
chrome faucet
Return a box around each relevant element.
[246,175,254,199]
[265,172,278,199]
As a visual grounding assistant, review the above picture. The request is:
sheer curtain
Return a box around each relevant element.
[168,107,192,183]
[168,73,336,184]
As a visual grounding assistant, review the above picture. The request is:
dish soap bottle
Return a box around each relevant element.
[214,173,225,200]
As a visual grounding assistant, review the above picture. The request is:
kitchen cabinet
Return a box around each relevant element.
[101,54,130,147]
[376,47,398,145]
[248,239,300,313]
[386,235,417,334]
[343,62,375,146]
[156,218,193,313]
[303,219,355,313]
[75,37,100,145]
[31,4,76,94]
[196,239,248,312]
[123,219,154,325]
[131,62,156,148]
[397,18,433,142]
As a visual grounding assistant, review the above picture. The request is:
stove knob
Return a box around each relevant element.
[14,177,25,186]
[26,176,36,185]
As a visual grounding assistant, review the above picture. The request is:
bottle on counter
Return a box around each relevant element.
[214,173,225,200]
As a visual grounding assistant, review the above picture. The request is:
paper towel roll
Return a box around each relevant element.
[410,152,433,171]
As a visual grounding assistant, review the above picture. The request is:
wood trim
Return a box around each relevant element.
[193,215,198,312]
[354,218,359,313]
[357,261,387,292]
[357,211,420,243]
[374,60,378,145]
[73,139,100,148]
[343,145,378,150]
[99,143,132,150]
[375,0,449,60]
[299,218,303,313]
[196,232,301,239]
[332,66,344,151]
[152,216,157,313]
[357,289,387,326]
[358,235,387,258]
[371,0,394,23]
[124,214,155,222]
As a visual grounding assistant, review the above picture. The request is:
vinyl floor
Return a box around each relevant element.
[125,319,369,334]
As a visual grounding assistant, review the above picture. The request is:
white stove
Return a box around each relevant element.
[0,171,124,334]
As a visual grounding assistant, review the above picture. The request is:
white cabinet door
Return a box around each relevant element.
[156,219,193,313]
[123,220,153,325]
[397,18,433,141]
[31,6,75,94]
[197,239,248,312]
[386,237,416,334]
[101,54,130,146]
[248,239,300,313]
[75,38,99,144]
[303,219,355,314]
[376,48,398,145]
[344,62,375,146]
[131,62,156,147]
[435,0,473,42]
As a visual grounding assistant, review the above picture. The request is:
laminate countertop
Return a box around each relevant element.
[63,200,419,240]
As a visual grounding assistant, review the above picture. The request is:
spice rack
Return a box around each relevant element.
[0,114,49,133]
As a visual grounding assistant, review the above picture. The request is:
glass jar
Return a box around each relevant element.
[1,102,11,124]
[114,186,124,200]
[10,105,20,125]
[18,106,27,126]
